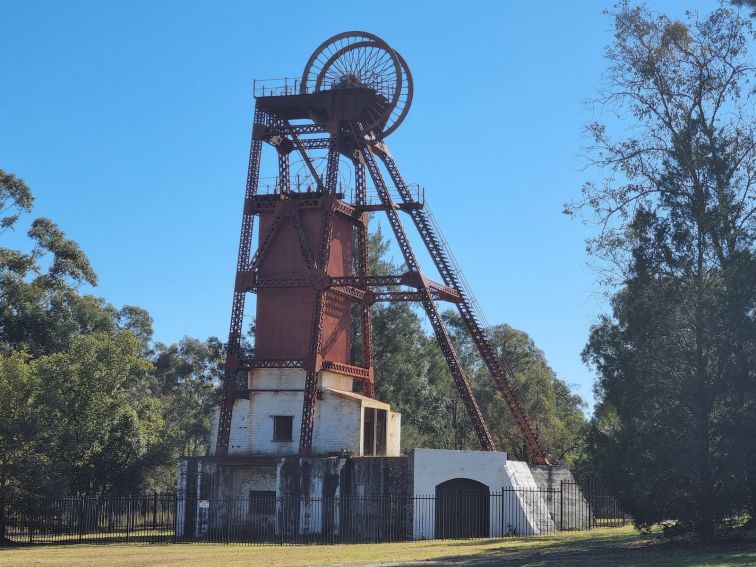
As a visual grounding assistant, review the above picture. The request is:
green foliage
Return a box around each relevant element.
[0,172,221,498]
[117,305,154,348]
[0,352,47,501]
[0,213,110,357]
[443,313,587,464]
[571,3,755,540]
[373,302,455,449]
[149,337,223,479]
[0,170,33,235]
[731,0,756,17]
[32,331,159,495]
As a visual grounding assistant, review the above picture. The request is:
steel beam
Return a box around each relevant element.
[360,140,496,452]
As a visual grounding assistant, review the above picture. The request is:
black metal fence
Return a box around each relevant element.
[1,483,627,546]
[1,495,177,545]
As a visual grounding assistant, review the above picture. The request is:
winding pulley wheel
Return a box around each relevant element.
[301,31,413,139]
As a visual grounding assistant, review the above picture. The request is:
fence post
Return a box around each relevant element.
[126,495,131,542]
[559,481,564,532]
[172,493,179,543]
[152,492,158,532]
[28,502,33,544]
[225,500,231,544]
[0,498,5,543]
[500,487,505,537]
[78,495,84,543]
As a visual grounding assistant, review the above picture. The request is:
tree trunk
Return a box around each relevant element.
[695,228,715,542]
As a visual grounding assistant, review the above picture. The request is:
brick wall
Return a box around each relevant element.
[212,368,399,457]
[226,389,362,456]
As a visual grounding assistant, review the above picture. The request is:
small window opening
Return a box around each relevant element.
[273,415,293,442]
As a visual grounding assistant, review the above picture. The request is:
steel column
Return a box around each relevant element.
[299,141,340,453]
[216,107,266,455]
[355,162,374,396]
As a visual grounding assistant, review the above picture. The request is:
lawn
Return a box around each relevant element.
[2,527,756,567]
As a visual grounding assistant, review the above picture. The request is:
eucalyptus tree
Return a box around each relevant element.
[568,3,755,539]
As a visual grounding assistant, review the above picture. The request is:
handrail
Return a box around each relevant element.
[253,77,301,97]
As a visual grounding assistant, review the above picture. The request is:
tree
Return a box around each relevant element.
[365,224,459,448]
[0,353,46,505]
[117,305,154,351]
[0,170,33,236]
[0,170,224,497]
[569,2,755,539]
[731,0,756,18]
[143,337,223,490]
[0,216,110,358]
[32,331,161,495]
[444,313,587,464]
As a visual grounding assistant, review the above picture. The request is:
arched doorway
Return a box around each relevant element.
[435,478,490,538]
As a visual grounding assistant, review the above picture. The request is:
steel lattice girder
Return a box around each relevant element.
[235,271,460,304]
[216,107,268,455]
[298,141,340,453]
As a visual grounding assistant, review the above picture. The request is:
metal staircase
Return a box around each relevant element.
[379,152,550,465]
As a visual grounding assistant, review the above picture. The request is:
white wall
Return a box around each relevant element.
[320,370,354,392]
[249,367,306,389]
[387,412,401,456]
[412,449,509,497]
[410,449,553,539]
[313,390,361,455]
[212,368,400,457]
[245,392,302,455]
[229,388,363,456]
[208,407,220,456]
[504,461,556,535]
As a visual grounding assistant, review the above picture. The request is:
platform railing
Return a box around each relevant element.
[249,177,422,206]
[253,78,302,97]
[253,76,394,98]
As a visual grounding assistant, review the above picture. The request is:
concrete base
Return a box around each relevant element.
[176,455,410,540]
[178,449,565,540]
[530,465,593,530]
[505,461,556,535]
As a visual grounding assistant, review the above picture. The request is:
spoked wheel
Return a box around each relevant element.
[384,50,413,138]
[301,31,413,139]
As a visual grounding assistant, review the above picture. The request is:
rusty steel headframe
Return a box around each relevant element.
[215,31,552,465]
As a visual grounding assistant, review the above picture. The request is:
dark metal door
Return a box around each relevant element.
[435,478,490,539]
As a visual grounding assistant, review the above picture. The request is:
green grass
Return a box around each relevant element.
[2,527,755,566]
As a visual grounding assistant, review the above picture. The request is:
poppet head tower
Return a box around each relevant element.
[212,31,550,465]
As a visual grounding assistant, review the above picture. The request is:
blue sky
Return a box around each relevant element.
[1,0,723,412]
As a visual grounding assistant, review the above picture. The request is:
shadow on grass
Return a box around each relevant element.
[410,536,756,567]
[437,530,634,547]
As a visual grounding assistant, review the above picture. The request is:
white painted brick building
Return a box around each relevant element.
[209,368,401,457]
[187,369,568,541]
